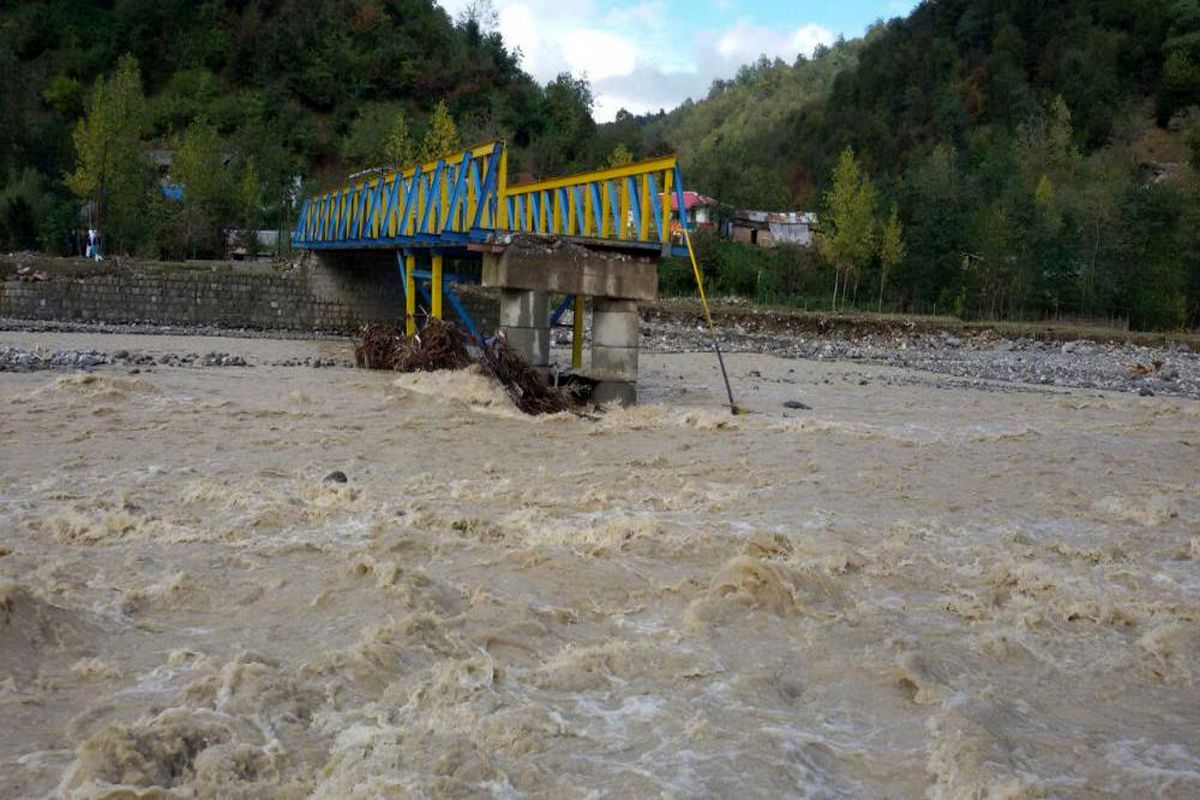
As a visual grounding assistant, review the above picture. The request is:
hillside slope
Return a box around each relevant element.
[611,0,1200,328]
[0,0,599,254]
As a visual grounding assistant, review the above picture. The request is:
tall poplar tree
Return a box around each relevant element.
[818,147,877,310]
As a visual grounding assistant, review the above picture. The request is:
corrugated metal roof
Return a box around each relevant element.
[736,210,817,224]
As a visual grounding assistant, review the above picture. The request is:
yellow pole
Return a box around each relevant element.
[431,253,443,320]
[572,294,584,370]
[683,229,738,412]
[405,254,417,337]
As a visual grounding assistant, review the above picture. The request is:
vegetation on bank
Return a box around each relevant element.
[0,0,598,258]
[632,0,1200,330]
[0,0,1198,329]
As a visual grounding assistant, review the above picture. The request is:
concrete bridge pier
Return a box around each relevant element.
[482,242,657,406]
[499,288,550,374]
[591,298,639,405]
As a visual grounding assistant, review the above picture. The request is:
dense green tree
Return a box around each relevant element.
[1119,182,1187,329]
[64,54,155,254]
[531,73,596,175]
[818,147,877,309]
[341,103,414,169]
[877,204,906,312]
[606,144,633,168]
[172,118,230,256]
[421,101,461,162]
[384,112,417,169]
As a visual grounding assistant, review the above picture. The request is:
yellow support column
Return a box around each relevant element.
[639,175,650,241]
[619,178,630,240]
[572,295,584,370]
[497,143,508,229]
[405,255,417,337]
[662,168,674,243]
[431,254,443,320]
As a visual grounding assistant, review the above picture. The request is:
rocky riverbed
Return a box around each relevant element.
[6,310,1200,400]
[640,312,1200,400]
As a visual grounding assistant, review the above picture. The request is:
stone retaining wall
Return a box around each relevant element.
[0,254,497,333]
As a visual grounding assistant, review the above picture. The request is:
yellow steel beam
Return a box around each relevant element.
[619,177,630,240]
[661,168,674,243]
[405,255,417,337]
[496,144,508,228]
[504,154,677,196]
[639,174,650,241]
[299,140,687,247]
[431,254,443,320]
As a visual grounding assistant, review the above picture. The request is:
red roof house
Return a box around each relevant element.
[666,191,718,229]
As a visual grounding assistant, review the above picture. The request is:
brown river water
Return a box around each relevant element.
[1,332,1198,799]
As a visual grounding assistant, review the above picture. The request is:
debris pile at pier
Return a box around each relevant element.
[355,320,571,415]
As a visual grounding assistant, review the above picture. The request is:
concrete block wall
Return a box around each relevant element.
[0,254,495,333]
[498,289,550,370]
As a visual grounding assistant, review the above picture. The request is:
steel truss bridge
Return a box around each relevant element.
[291,139,691,348]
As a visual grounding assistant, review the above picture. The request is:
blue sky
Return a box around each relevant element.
[436,0,920,121]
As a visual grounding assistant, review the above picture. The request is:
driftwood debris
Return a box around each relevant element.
[355,320,572,415]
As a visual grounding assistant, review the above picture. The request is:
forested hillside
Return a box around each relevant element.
[615,0,1200,329]
[2,0,1199,328]
[0,0,598,257]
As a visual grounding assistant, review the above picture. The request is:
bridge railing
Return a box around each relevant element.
[292,140,507,248]
[292,140,688,251]
[502,155,682,248]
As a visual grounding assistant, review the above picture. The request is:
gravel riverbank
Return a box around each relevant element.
[4,310,1199,399]
[642,313,1200,400]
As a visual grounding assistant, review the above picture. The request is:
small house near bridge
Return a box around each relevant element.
[730,210,817,248]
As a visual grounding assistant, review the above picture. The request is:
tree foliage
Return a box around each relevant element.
[819,147,877,309]
[64,55,154,252]
[421,101,461,162]
[172,118,230,256]
[877,204,906,312]
[384,111,416,169]
[612,0,1200,329]
[3,0,1200,328]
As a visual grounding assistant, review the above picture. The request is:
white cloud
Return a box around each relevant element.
[791,23,837,57]
[716,19,834,64]
[559,29,638,81]
[435,1,840,122]
[496,4,542,68]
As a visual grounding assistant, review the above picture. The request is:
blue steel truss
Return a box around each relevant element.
[292,140,690,256]
[293,141,508,251]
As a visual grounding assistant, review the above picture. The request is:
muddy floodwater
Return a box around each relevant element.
[1,332,1198,799]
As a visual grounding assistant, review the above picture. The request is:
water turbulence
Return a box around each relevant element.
[0,345,1197,798]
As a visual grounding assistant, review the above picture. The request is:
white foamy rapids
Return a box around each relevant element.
[0,338,1196,797]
